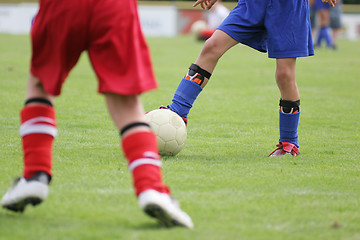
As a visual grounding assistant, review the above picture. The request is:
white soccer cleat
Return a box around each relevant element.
[1,172,50,212]
[138,190,194,229]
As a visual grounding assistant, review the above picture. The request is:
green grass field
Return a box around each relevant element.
[0,34,359,240]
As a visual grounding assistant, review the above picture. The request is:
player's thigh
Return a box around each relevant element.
[318,9,330,25]
[201,30,238,57]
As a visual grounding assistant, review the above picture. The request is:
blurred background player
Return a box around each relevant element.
[312,0,336,49]
[329,0,343,49]
[164,0,336,157]
[1,0,193,229]
[193,0,230,41]
[309,0,317,36]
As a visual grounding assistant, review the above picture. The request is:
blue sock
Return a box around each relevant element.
[279,111,300,148]
[316,27,325,47]
[322,26,333,47]
[169,78,203,118]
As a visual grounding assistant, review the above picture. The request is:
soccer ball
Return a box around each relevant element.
[190,20,207,34]
[145,109,187,156]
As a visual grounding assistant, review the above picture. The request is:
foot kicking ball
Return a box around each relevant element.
[145,109,187,156]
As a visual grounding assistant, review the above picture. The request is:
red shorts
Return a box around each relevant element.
[31,0,157,96]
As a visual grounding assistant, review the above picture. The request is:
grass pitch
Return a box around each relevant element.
[0,34,359,240]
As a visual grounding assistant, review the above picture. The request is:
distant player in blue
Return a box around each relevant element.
[312,0,335,49]
[164,0,337,157]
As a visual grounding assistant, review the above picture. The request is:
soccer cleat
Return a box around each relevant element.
[138,189,194,229]
[159,106,188,126]
[268,141,300,157]
[1,172,50,212]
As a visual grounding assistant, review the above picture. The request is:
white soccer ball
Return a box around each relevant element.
[145,109,187,156]
[190,20,207,34]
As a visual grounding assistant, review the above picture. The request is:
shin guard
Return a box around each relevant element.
[169,78,203,118]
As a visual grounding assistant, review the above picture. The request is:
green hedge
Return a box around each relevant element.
[344,0,360,3]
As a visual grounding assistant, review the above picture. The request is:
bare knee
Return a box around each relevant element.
[276,66,295,86]
[275,66,297,94]
[200,38,224,61]
[275,58,298,100]
[276,68,292,82]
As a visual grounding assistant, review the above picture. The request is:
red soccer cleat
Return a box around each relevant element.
[159,106,188,126]
[268,141,300,157]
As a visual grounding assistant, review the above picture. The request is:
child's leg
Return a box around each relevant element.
[275,58,299,101]
[105,93,193,228]
[105,93,169,195]
[22,75,56,180]
[270,58,301,156]
[1,75,54,212]
[169,30,238,119]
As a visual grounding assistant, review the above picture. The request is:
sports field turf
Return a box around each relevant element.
[0,34,359,240]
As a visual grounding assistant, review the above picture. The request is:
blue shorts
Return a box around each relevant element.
[218,0,314,59]
[314,0,331,10]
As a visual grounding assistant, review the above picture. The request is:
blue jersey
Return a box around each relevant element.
[218,0,314,59]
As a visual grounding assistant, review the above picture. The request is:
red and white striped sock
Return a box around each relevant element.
[122,131,170,196]
[20,105,57,179]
